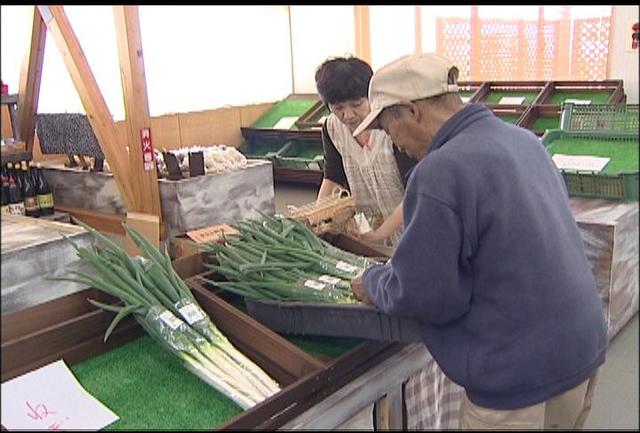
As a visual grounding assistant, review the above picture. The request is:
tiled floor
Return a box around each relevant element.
[273,181,640,430]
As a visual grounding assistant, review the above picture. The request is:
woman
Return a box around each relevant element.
[315,56,417,246]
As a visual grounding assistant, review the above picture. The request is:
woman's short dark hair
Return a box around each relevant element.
[315,56,373,105]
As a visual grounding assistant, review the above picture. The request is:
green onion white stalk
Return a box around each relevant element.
[51,218,280,410]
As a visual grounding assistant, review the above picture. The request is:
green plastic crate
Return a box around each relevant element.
[541,129,639,201]
[237,139,288,161]
[274,139,324,171]
[560,103,639,132]
[250,99,318,129]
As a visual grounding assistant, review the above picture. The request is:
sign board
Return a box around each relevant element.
[140,127,155,171]
[1,360,119,431]
[186,224,239,244]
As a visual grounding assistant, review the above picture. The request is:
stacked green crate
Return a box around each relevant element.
[239,99,319,161]
[542,130,639,201]
[275,139,325,171]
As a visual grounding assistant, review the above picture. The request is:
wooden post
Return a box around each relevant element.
[18,6,46,155]
[124,212,160,256]
[36,5,135,208]
[354,6,371,65]
[113,6,162,219]
[414,6,422,55]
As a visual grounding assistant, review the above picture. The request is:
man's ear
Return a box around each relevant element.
[404,101,421,122]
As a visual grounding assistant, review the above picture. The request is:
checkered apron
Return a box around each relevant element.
[326,115,404,247]
[327,114,464,428]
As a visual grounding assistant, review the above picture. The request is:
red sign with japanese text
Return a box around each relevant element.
[140,127,155,171]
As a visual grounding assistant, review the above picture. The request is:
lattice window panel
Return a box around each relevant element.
[571,17,610,81]
[436,18,472,80]
[541,22,561,79]
[478,21,522,81]
[436,14,609,81]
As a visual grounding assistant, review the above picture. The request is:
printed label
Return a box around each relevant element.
[336,261,358,273]
[9,202,25,216]
[37,193,54,209]
[24,196,39,212]
[318,275,341,285]
[178,302,206,325]
[159,310,182,330]
[304,279,326,291]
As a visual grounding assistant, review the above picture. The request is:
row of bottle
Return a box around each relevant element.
[1,161,54,217]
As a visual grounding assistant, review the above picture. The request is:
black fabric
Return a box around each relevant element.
[36,113,104,158]
[321,121,418,190]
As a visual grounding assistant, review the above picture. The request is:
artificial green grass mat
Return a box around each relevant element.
[497,115,520,124]
[548,91,612,105]
[251,100,317,129]
[546,137,639,174]
[286,335,363,359]
[70,335,243,430]
[532,116,560,133]
[484,91,540,104]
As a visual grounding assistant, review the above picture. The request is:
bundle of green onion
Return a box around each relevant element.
[52,219,280,410]
[198,213,379,304]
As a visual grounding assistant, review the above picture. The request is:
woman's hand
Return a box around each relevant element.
[358,229,384,244]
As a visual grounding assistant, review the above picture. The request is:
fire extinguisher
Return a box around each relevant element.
[632,22,639,50]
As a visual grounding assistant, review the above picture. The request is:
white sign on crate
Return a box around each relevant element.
[552,154,610,173]
[498,96,525,105]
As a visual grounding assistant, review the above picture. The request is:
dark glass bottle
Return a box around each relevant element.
[8,176,26,216]
[36,163,55,215]
[1,177,10,215]
[21,161,40,217]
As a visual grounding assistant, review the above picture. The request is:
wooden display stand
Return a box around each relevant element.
[1,240,408,430]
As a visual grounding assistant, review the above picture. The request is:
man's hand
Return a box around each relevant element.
[350,272,373,304]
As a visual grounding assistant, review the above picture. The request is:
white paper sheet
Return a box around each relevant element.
[498,96,526,105]
[461,96,471,103]
[563,98,592,105]
[552,154,610,173]
[273,116,299,129]
[1,360,119,431]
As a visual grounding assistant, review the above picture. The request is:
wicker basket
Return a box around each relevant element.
[287,187,356,235]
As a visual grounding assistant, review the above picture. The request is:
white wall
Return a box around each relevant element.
[290,6,355,94]
[609,6,639,103]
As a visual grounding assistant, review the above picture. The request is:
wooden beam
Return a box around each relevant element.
[124,211,159,256]
[354,6,371,65]
[36,5,135,208]
[55,205,125,236]
[18,7,46,155]
[113,6,162,218]
[414,6,422,55]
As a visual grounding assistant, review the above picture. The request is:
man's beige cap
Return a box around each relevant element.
[353,53,459,137]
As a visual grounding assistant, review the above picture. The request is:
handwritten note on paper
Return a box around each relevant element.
[552,154,610,173]
[1,360,119,431]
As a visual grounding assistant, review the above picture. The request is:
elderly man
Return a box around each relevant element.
[350,53,607,430]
